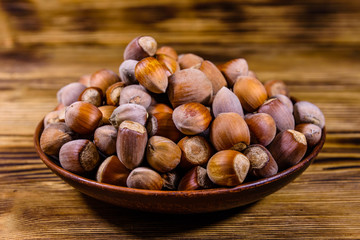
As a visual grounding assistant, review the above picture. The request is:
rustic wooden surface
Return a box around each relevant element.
[0,0,360,239]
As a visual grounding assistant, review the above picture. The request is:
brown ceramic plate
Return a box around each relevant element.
[34,120,325,214]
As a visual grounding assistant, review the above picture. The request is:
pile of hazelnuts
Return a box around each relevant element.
[40,36,325,191]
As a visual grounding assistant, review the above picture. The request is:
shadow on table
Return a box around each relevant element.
[82,193,256,238]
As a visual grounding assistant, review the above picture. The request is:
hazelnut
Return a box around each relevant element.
[233,76,267,113]
[156,46,178,60]
[210,112,250,151]
[94,125,117,156]
[78,74,91,87]
[243,144,278,178]
[126,167,164,190]
[123,36,157,61]
[65,101,103,134]
[258,98,295,132]
[178,166,214,191]
[146,112,182,143]
[119,59,139,85]
[167,69,213,108]
[90,69,120,94]
[147,103,173,115]
[161,170,181,190]
[98,105,116,125]
[212,86,244,118]
[295,123,322,147]
[177,136,213,170]
[59,139,100,174]
[219,58,249,87]
[109,103,148,128]
[40,122,73,156]
[135,57,168,94]
[146,136,181,173]
[79,87,103,107]
[116,120,148,170]
[57,82,87,106]
[273,94,293,113]
[43,110,65,129]
[156,54,180,75]
[105,82,125,106]
[172,102,212,135]
[245,113,276,147]
[119,84,152,109]
[199,60,228,94]
[206,150,250,187]
[177,53,204,69]
[264,80,290,97]
[293,101,325,129]
[96,155,130,187]
[268,129,307,170]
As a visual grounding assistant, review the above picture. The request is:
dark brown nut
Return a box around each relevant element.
[268,129,307,170]
[135,57,168,94]
[79,87,103,107]
[273,94,293,113]
[119,59,139,85]
[146,136,181,173]
[177,136,213,170]
[156,46,178,60]
[212,86,244,118]
[199,60,228,94]
[167,69,213,108]
[243,144,278,178]
[156,54,180,75]
[146,112,182,143]
[295,123,322,147]
[96,155,130,187]
[147,103,173,115]
[264,80,290,97]
[44,110,65,129]
[210,112,250,151]
[218,58,249,87]
[245,113,276,147]
[233,76,268,113]
[172,102,212,135]
[78,74,91,87]
[123,36,157,61]
[57,82,87,106]
[177,53,204,69]
[116,120,148,170]
[40,122,73,155]
[109,103,148,128]
[258,98,295,132]
[90,69,120,94]
[65,101,103,134]
[94,125,117,155]
[178,166,214,191]
[59,139,100,174]
[293,101,325,129]
[98,105,116,125]
[161,170,181,190]
[126,167,164,190]
[119,84,152,109]
[206,150,250,187]
[105,82,125,106]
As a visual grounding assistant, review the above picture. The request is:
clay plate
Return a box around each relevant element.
[34,120,325,214]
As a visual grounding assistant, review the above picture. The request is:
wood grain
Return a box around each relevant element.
[0,0,360,239]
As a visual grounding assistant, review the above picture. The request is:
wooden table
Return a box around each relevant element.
[1,0,360,239]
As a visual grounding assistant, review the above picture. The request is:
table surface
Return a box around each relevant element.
[1,0,360,239]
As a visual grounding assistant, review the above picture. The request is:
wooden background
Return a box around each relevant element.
[1,0,360,239]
